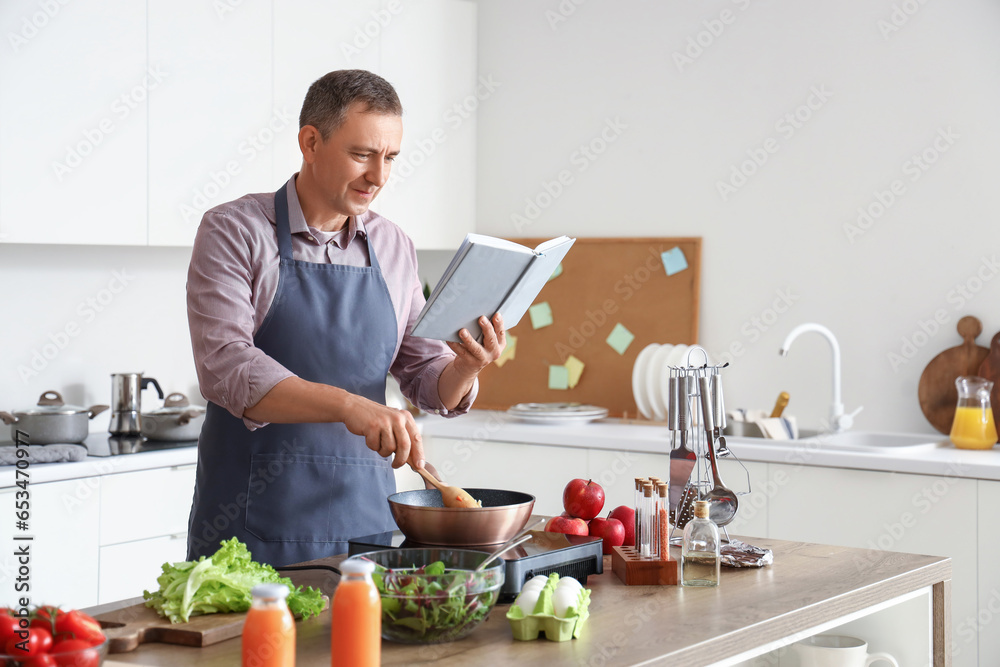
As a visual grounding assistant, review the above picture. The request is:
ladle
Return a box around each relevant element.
[698,376,739,526]
[415,466,482,508]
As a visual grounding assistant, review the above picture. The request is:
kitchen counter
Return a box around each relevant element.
[418,409,1000,481]
[89,536,951,666]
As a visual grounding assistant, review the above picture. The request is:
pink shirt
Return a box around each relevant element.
[186,173,476,430]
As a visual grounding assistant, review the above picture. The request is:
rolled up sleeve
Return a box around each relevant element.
[187,210,294,430]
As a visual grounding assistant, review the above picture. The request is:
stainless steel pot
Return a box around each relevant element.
[0,391,109,444]
[140,392,205,441]
[388,488,535,546]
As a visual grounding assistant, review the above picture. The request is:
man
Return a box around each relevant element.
[185,70,504,566]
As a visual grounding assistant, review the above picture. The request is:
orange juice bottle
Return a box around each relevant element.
[242,583,295,667]
[950,376,998,450]
[331,559,381,667]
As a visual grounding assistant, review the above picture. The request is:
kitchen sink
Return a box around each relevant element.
[799,431,947,451]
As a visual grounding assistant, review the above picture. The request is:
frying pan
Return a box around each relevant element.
[388,488,535,546]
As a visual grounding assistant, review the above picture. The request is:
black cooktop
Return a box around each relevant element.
[0,432,198,457]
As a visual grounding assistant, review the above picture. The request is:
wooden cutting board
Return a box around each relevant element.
[95,602,249,653]
[917,316,990,434]
[978,330,1000,435]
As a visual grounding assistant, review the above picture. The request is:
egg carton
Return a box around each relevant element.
[506,573,590,642]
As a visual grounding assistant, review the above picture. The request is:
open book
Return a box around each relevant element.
[411,234,576,343]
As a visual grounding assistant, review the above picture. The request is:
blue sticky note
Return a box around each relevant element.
[606,323,635,355]
[661,247,688,276]
[548,365,569,390]
[529,302,553,329]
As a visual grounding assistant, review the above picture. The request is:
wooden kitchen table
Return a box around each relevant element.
[90,537,951,666]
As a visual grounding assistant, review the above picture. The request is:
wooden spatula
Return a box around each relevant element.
[415,467,482,508]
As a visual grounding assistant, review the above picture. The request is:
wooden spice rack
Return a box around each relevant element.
[611,546,679,586]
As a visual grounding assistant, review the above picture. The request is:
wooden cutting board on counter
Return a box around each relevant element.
[918,315,990,434]
[95,603,248,652]
[978,330,1000,431]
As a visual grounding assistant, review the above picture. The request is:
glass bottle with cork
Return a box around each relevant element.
[681,500,720,587]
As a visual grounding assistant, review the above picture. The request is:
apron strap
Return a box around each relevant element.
[362,222,382,273]
[274,183,293,262]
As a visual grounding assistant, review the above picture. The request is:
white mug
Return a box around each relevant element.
[793,635,899,667]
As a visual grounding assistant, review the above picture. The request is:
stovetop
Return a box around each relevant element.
[0,432,198,457]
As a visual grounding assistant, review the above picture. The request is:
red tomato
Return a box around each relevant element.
[4,625,53,658]
[53,611,104,646]
[24,654,58,667]
[0,609,24,645]
[30,606,63,635]
[50,638,102,667]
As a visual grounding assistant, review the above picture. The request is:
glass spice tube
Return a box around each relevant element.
[634,478,644,550]
[657,483,670,560]
[641,483,654,557]
[651,483,661,559]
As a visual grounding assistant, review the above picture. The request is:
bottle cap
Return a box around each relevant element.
[341,558,377,575]
[251,583,290,600]
[694,500,710,519]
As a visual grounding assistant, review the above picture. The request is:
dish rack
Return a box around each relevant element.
[666,347,751,545]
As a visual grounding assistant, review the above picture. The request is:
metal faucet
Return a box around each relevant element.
[779,323,862,433]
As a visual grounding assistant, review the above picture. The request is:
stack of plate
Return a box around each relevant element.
[507,402,609,425]
[631,343,705,421]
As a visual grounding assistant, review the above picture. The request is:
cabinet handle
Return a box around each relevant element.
[168,533,186,540]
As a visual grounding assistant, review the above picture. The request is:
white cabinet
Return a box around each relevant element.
[0,479,101,609]
[375,0,478,249]
[0,0,147,245]
[767,463,978,667]
[147,0,274,246]
[978,480,1000,665]
[97,464,195,604]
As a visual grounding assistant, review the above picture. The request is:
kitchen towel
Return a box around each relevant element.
[0,443,88,465]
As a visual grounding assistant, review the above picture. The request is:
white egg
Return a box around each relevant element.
[521,576,548,591]
[553,585,580,618]
[514,587,541,615]
[556,576,583,593]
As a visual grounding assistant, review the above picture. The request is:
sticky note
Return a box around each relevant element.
[660,247,688,276]
[547,263,563,282]
[529,302,553,329]
[606,323,635,355]
[495,334,517,368]
[548,365,569,390]
[564,355,585,388]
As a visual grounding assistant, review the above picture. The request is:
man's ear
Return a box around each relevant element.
[298,125,321,163]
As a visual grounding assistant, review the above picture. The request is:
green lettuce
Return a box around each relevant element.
[142,537,325,623]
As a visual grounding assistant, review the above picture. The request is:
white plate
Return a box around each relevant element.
[646,344,674,421]
[507,403,609,424]
[508,411,609,425]
[631,344,659,420]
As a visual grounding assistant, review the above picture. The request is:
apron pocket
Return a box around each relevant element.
[245,453,396,543]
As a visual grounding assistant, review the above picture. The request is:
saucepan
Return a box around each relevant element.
[388,488,535,546]
[0,391,108,444]
[141,392,206,441]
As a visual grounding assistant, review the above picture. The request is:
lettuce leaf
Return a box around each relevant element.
[142,537,325,623]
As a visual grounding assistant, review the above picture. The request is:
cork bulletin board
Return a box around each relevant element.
[475,237,701,417]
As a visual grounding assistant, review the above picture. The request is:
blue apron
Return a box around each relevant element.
[186,183,399,566]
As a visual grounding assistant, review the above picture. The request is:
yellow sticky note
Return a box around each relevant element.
[529,302,553,329]
[565,355,585,388]
[549,365,569,390]
[495,334,517,368]
[606,323,635,355]
[547,263,563,282]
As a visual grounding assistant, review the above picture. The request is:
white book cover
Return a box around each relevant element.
[411,234,575,343]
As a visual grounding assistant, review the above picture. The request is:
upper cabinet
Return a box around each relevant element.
[0,0,147,245]
[147,0,273,246]
[0,0,476,249]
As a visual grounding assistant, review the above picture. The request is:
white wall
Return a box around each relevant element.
[474,0,1000,432]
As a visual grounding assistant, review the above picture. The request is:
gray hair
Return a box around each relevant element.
[299,70,403,138]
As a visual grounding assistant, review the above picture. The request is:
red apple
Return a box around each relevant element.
[608,505,636,547]
[545,515,589,537]
[588,517,625,555]
[562,479,605,520]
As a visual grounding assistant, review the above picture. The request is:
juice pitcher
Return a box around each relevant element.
[950,376,998,450]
